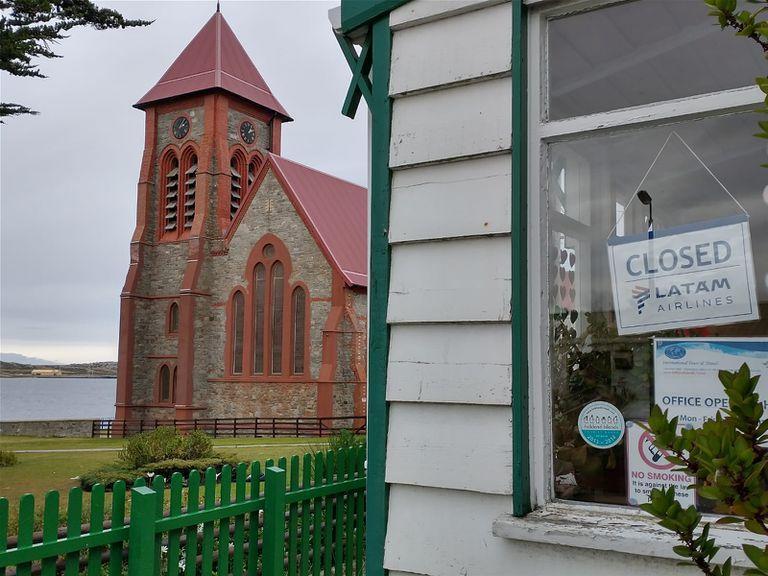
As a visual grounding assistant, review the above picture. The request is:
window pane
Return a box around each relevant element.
[271,262,284,374]
[548,113,767,505]
[292,287,306,374]
[232,291,245,374]
[548,0,765,120]
[253,264,266,374]
[160,365,170,402]
[169,302,179,333]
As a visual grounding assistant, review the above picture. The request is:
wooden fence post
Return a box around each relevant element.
[128,486,157,576]
[262,466,286,576]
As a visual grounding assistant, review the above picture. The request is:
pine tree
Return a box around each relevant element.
[0,0,151,119]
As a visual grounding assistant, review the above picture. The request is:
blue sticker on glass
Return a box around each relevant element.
[578,401,625,449]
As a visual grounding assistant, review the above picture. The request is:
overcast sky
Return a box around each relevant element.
[0,0,367,364]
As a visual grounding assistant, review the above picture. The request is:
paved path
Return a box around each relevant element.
[13,442,328,454]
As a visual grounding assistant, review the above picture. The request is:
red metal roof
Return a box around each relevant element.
[135,11,290,119]
[269,154,368,287]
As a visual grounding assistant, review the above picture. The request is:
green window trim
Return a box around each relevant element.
[336,14,394,576]
[367,18,393,576]
[340,0,410,33]
[336,1,532,572]
[511,0,531,517]
[334,31,373,119]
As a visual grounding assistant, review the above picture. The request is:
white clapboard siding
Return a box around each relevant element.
[387,236,511,324]
[390,154,511,243]
[390,0,507,30]
[384,485,691,576]
[390,3,512,96]
[390,77,512,167]
[386,403,513,494]
[387,323,511,405]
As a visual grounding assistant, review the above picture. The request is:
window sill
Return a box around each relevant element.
[492,502,762,568]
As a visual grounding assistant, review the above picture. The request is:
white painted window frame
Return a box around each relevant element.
[513,0,766,564]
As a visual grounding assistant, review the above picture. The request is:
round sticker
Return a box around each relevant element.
[578,401,625,449]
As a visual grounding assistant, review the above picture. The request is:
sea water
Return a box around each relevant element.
[0,377,116,421]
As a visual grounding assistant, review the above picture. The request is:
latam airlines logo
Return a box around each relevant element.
[607,216,758,335]
[632,286,651,315]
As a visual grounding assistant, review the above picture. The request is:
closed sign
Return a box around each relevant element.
[607,215,759,335]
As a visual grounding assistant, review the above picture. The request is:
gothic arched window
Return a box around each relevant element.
[231,290,245,374]
[291,287,306,375]
[270,262,284,374]
[253,263,266,374]
[162,153,179,236]
[229,239,311,378]
[247,154,263,190]
[168,302,179,334]
[159,364,171,403]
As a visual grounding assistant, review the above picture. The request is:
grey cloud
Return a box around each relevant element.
[1,0,366,362]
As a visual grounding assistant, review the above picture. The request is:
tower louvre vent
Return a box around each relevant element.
[183,154,197,229]
[230,156,244,220]
[163,156,179,233]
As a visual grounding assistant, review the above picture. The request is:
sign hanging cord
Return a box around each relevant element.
[606,131,749,239]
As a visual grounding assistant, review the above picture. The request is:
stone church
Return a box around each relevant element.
[114,9,367,422]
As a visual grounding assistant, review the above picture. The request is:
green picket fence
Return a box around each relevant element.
[0,446,366,576]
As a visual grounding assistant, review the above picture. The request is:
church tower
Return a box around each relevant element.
[116,9,367,423]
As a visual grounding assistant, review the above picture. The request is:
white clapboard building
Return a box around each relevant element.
[331,1,768,575]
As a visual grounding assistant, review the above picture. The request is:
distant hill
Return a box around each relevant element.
[0,360,117,378]
[0,353,58,365]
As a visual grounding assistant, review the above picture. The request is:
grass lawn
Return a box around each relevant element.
[0,435,331,532]
[0,435,327,452]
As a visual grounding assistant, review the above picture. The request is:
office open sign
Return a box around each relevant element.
[607,214,759,335]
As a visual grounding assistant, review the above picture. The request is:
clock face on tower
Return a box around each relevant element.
[240,121,256,144]
[172,116,189,139]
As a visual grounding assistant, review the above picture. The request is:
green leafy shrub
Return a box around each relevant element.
[0,450,18,467]
[117,427,214,469]
[643,364,768,575]
[139,456,239,479]
[328,428,365,452]
[118,427,183,468]
[83,427,222,489]
[79,464,137,491]
[180,430,214,460]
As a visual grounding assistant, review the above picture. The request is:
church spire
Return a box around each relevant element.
[134,10,291,120]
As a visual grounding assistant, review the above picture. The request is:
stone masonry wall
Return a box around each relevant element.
[131,406,176,420]
[131,299,179,405]
[191,169,333,418]
[348,287,368,375]
[0,420,93,437]
[204,382,317,419]
[327,287,367,417]
[129,106,205,408]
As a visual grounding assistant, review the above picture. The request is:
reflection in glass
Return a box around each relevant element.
[548,0,765,120]
[548,113,767,504]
